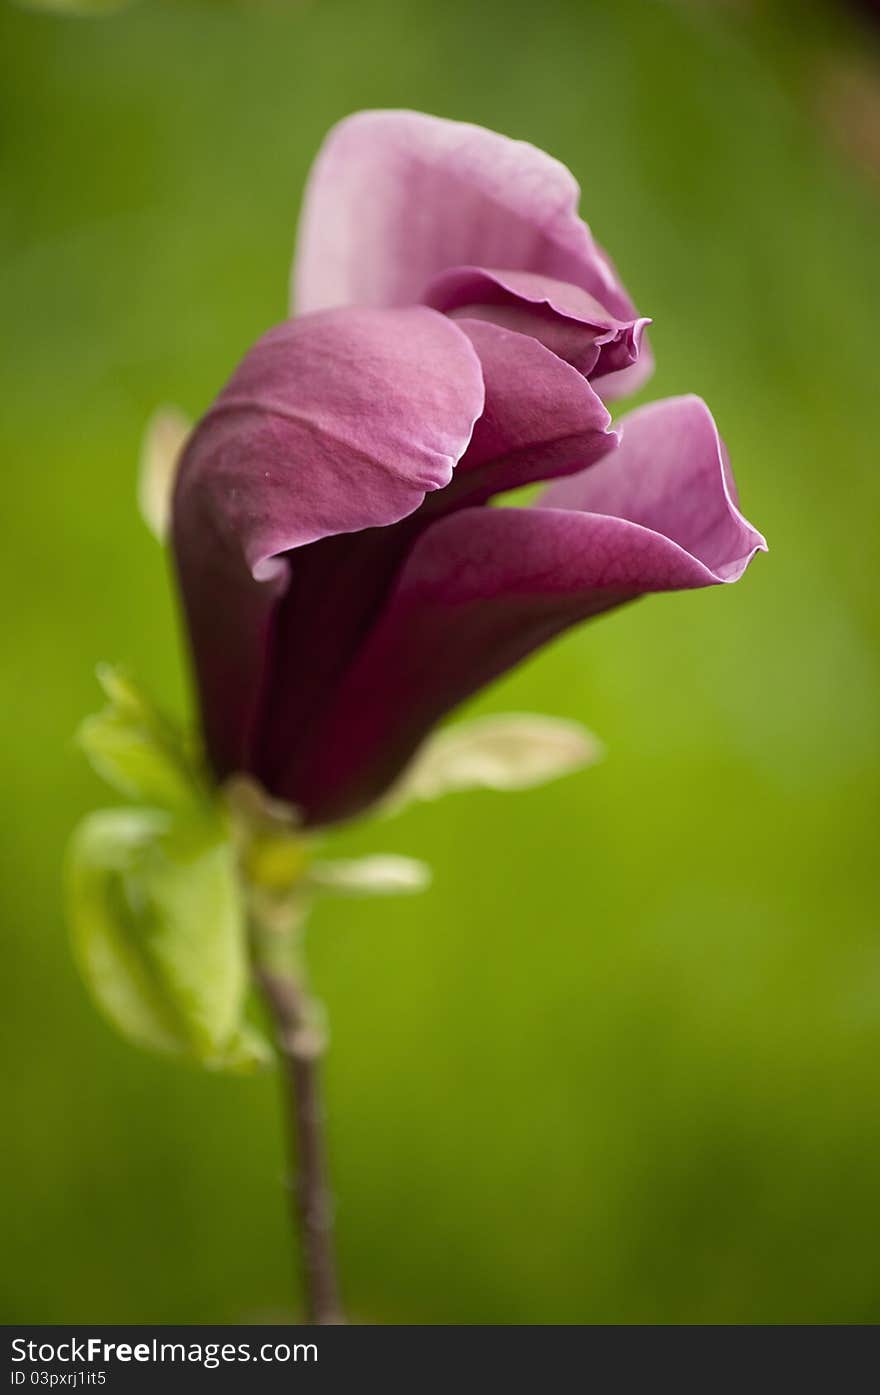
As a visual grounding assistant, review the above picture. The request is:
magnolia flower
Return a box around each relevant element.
[171,110,765,828]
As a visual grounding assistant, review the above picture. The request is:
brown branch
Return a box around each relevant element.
[256,966,345,1326]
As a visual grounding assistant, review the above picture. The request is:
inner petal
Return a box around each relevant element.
[423,266,649,381]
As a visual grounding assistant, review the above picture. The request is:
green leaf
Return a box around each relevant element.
[138,405,191,542]
[66,807,269,1072]
[382,713,604,814]
[309,855,431,897]
[78,664,205,809]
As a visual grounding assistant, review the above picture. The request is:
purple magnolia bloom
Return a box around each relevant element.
[172,111,766,827]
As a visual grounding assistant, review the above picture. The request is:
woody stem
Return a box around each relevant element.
[254,942,344,1326]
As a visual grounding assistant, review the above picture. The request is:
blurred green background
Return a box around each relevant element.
[2,0,879,1324]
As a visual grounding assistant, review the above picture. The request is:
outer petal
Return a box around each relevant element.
[293,109,638,323]
[282,396,765,825]
[251,318,617,798]
[541,395,765,580]
[172,305,484,780]
[424,266,650,383]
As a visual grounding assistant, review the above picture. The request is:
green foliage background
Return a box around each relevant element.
[2,0,878,1324]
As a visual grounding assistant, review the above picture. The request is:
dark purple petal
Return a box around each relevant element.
[424,266,651,385]
[282,396,765,825]
[172,305,484,781]
[252,318,618,797]
[435,318,619,506]
[293,110,639,324]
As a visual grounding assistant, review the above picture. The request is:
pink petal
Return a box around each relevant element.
[589,340,656,402]
[172,305,484,781]
[251,318,618,799]
[283,395,765,824]
[293,110,639,323]
[436,318,619,507]
[541,395,765,580]
[425,266,650,383]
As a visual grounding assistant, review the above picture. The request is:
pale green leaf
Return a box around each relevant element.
[216,1023,275,1073]
[138,405,191,542]
[309,855,431,896]
[382,713,603,813]
[78,664,204,809]
[66,807,266,1071]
